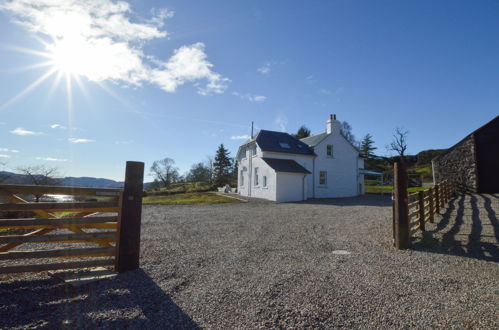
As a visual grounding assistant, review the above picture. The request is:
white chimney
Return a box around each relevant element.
[326,114,340,134]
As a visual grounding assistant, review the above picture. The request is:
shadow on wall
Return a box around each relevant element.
[411,194,499,262]
[0,269,200,329]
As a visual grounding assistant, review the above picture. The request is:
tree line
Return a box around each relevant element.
[149,144,236,190]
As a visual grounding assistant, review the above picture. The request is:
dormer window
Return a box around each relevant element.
[279,142,291,149]
[250,145,257,157]
[327,144,333,157]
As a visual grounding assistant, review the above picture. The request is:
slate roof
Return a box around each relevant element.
[255,130,315,155]
[300,132,328,147]
[261,158,311,174]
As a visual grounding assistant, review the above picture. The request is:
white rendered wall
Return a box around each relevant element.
[276,173,306,202]
[238,144,277,201]
[312,131,362,198]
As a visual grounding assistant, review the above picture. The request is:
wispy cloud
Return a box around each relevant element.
[0,148,19,153]
[0,154,10,158]
[36,157,68,162]
[115,140,133,145]
[10,127,43,136]
[232,92,266,102]
[50,124,66,129]
[274,113,288,132]
[257,61,284,75]
[68,138,95,143]
[1,0,229,95]
[230,135,250,140]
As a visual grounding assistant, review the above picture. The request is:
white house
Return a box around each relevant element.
[236,115,364,202]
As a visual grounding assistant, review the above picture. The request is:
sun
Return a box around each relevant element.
[48,37,95,78]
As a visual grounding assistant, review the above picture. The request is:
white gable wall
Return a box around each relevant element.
[312,131,361,198]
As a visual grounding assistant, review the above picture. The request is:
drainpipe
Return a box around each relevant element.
[312,154,316,198]
[248,145,252,197]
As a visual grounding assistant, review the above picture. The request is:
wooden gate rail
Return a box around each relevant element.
[0,161,144,275]
[392,162,456,249]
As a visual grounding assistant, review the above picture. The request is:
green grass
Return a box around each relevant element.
[365,185,427,194]
[143,192,241,206]
[147,181,214,194]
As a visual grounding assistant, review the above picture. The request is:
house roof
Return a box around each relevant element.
[255,130,315,155]
[300,132,328,147]
[262,158,311,174]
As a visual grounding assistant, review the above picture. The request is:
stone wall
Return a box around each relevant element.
[432,134,477,193]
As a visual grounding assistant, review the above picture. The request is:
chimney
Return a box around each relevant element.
[326,114,339,134]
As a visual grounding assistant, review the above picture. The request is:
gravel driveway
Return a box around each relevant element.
[1,194,498,329]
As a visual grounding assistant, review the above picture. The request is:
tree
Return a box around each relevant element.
[360,134,377,159]
[186,162,212,183]
[293,125,311,139]
[150,157,179,188]
[213,144,233,187]
[16,165,61,202]
[340,121,357,146]
[389,127,409,163]
[0,161,10,183]
[205,156,215,184]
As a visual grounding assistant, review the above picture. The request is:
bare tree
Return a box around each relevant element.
[205,156,214,184]
[150,157,179,188]
[16,165,61,202]
[389,127,409,163]
[340,121,357,146]
[0,161,10,183]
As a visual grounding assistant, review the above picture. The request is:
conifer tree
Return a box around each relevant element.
[213,144,233,186]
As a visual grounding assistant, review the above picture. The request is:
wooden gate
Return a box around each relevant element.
[0,161,144,274]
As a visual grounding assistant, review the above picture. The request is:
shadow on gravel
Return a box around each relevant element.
[298,194,392,207]
[0,269,199,329]
[411,194,499,262]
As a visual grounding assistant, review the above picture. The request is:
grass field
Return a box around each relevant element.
[365,185,427,194]
[143,192,241,206]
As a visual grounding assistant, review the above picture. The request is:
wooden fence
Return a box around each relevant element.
[0,161,144,274]
[392,162,455,249]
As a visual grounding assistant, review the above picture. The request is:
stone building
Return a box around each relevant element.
[432,116,499,193]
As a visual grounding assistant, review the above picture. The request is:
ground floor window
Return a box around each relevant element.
[319,171,327,185]
[240,170,244,186]
[254,167,259,186]
[263,175,267,188]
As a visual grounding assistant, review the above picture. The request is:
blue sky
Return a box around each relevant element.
[0,0,498,181]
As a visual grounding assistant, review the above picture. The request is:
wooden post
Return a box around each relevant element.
[428,188,434,223]
[115,161,144,273]
[393,162,410,249]
[435,185,440,214]
[418,190,425,232]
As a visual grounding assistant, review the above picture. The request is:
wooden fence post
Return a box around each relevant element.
[428,188,434,223]
[418,190,425,232]
[115,161,144,273]
[435,185,440,214]
[393,162,410,249]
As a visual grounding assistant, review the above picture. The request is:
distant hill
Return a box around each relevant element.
[0,171,153,189]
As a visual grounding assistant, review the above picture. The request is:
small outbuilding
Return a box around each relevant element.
[432,115,499,193]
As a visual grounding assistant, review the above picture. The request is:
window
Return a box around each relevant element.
[254,167,259,186]
[263,176,267,188]
[326,144,333,157]
[319,171,327,185]
[250,145,257,157]
[240,170,244,186]
[241,148,246,160]
[279,142,291,149]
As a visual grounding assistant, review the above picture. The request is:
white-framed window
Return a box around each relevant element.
[250,145,257,157]
[241,147,247,160]
[240,170,244,186]
[319,171,327,185]
[254,167,259,186]
[326,144,333,157]
[263,176,267,188]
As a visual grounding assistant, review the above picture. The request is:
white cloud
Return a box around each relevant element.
[36,157,67,162]
[0,148,19,153]
[1,0,228,95]
[257,64,270,74]
[230,135,250,140]
[68,138,95,143]
[232,92,266,102]
[50,124,66,129]
[10,127,43,135]
[0,154,10,158]
[274,114,288,132]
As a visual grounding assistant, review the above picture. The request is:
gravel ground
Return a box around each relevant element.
[1,194,498,329]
